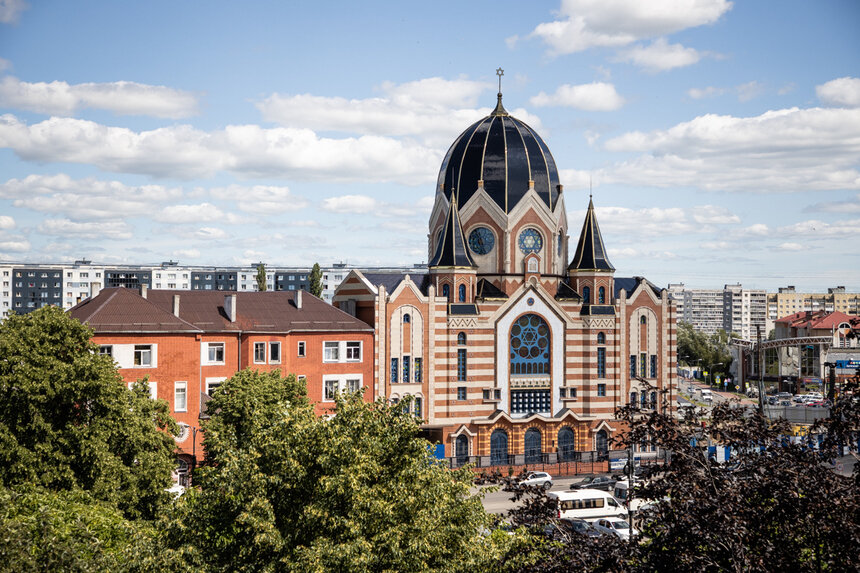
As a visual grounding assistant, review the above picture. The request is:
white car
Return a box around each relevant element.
[519,471,553,490]
[593,517,638,540]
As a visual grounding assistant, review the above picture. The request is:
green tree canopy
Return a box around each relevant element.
[677,321,734,375]
[169,370,503,572]
[255,263,267,291]
[309,262,322,297]
[0,306,178,520]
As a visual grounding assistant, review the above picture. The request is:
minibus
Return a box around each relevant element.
[547,488,627,521]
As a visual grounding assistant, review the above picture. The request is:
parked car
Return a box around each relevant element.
[570,475,616,491]
[519,471,553,489]
[806,399,831,408]
[592,517,639,540]
[561,518,603,538]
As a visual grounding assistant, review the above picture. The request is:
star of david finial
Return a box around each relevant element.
[496,67,504,93]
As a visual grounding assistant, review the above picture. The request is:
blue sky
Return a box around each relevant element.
[0,0,858,291]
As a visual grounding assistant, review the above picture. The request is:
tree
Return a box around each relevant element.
[167,371,504,572]
[309,262,323,297]
[677,321,734,379]
[255,262,267,291]
[0,306,178,520]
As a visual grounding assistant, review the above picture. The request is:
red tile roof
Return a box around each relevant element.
[69,288,372,334]
[774,310,859,330]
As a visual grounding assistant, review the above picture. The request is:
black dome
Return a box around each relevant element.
[436,97,561,214]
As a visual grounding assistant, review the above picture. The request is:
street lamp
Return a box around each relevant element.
[708,362,724,387]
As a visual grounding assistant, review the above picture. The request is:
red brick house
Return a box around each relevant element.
[69,286,374,472]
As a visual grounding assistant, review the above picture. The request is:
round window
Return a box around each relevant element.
[468,227,495,255]
[518,228,543,254]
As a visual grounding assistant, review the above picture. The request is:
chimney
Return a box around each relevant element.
[172,294,180,317]
[296,289,302,310]
[225,294,237,322]
[140,284,148,299]
[90,283,101,299]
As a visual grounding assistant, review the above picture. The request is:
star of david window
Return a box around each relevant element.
[468,227,495,255]
[518,229,542,254]
[510,314,550,375]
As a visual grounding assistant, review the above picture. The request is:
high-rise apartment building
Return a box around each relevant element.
[768,286,860,321]
[668,283,767,339]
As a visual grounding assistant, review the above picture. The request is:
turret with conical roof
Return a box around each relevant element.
[429,197,477,305]
[568,198,615,307]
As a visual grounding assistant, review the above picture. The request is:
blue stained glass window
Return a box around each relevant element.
[391,358,398,383]
[640,353,647,377]
[510,314,550,375]
[442,284,450,300]
[468,227,495,255]
[598,286,606,304]
[597,332,606,344]
[597,384,606,397]
[458,284,466,302]
[597,347,606,378]
[651,354,657,378]
[630,355,636,377]
[583,286,591,304]
[457,348,467,381]
[458,332,466,345]
[518,228,543,254]
[403,355,410,382]
[414,357,422,383]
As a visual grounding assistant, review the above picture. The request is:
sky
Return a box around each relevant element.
[0,0,858,292]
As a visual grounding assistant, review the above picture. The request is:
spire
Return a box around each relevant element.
[429,198,477,269]
[492,67,508,117]
[568,198,615,272]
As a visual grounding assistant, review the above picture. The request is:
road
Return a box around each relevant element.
[476,475,606,514]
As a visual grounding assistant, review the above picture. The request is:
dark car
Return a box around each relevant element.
[570,475,617,491]
[561,518,603,538]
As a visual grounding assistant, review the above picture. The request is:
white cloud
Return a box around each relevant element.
[700,241,732,250]
[736,80,764,102]
[615,38,701,72]
[816,77,860,108]
[210,184,309,214]
[687,86,725,99]
[0,115,442,183]
[740,224,770,236]
[806,193,860,214]
[0,173,182,220]
[0,77,199,118]
[602,107,860,192]
[530,0,732,55]
[38,218,132,239]
[173,248,200,259]
[777,218,860,238]
[775,242,804,251]
[255,76,534,146]
[691,205,740,224]
[0,239,28,252]
[194,227,229,240]
[571,205,697,237]
[530,82,625,111]
[156,202,244,224]
[0,0,27,24]
[0,214,14,229]
[321,195,380,214]
[0,58,10,72]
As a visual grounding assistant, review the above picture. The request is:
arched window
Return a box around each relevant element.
[650,391,657,410]
[510,314,550,375]
[641,392,648,409]
[598,286,606,304]
[558,427,576,462]
[455,434,469,467]
[524,428,542,464]
[458,284,466,302]
[595,430,608,458]
[597,332,606,344]
[458,332,466,345]
[630,391,638,407]
[490,430,509,466]
[583,286,591,304]
[640,315,647,325]
[442,284,450,301]
[527,258,538,273]
[403,313,411,323]
[557,229,564,256]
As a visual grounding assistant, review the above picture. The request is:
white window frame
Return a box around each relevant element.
[206,377,227,395]
[297,341,306,357]
[204,342,226,365]
[323,378,339,401]
[134,344,153,367]
[174,381,188,412]
[253,342,266,364]
[346,341,362,362]
[322,374,363,401]
[323,341,340,362]
[268,341,281,364]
